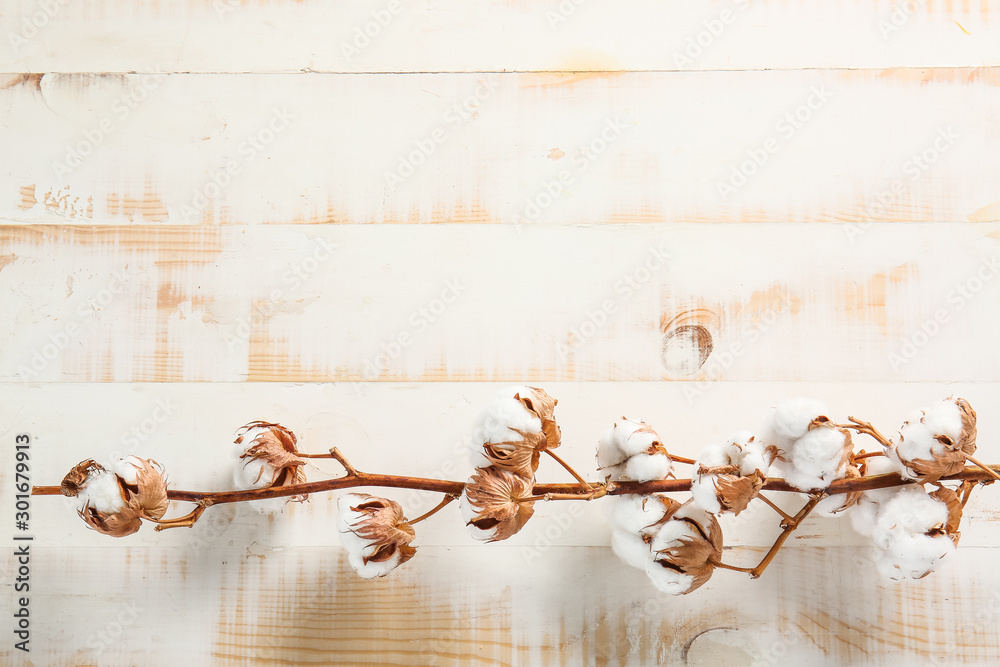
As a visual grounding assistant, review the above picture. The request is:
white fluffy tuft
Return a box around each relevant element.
[77,470,126,515]
[766,397,830,451]
[869,487,956,580]
[468,386,543,468]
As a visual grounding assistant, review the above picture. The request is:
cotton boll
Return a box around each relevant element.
[77,470,126,515]
[615,420,660,458]
[891,422,939,479]
[767,398,830,452]
[872,487,948,551]
[598,419,671,482]
[784,427,849,491]
[468,386,543,467]
[611,494,671,534]
[874,532,955,581]
[739,437,775,477]
[611,529,653,570]
[644,558,696,595]
[622,452,672,482]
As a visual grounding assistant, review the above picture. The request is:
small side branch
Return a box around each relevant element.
[409,495,456,525]
[713,496,821,580]
[964,454,1000,483]
[544,449,593,493]
[841,417,893,449]
[152,501,213,531]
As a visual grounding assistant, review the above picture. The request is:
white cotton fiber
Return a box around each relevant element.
[77,470,126,515]
[458,490,497,542]
[611,529,653,570]
[847,457,907,536]
[921,400,964,444]
[783,426,849,491]
[468,386,543,468]
[766,398,830,451]
[690,475,722,515]
[644,558,696,595]
[622,452,673,483]
[739,436,774,477]
[644,518,701,596]
[597,419,671,482]
[348,548,403,580]
[891,421,939,478]
[870,487,955,581]
[611,494,670,534]
[108,456,145,484]
[233,456,277,490]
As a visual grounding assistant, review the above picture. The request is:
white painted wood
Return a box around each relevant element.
[3,223,999,383]
[1,70,998,226]
[2,1,999,74]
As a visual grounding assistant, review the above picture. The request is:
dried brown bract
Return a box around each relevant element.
[235,421,308,500]
[516,387,561,452]
[646,502,724,595]
[66,456,169,538]
[337,493,417,578]
[460,466,536,542]
[927,486,963,546]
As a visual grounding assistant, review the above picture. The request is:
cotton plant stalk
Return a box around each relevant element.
[34,389,1000,591]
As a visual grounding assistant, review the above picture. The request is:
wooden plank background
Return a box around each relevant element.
[3,3,1000,666]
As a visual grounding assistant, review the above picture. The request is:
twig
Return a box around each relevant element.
[713,496,821,579]
[964,453,1000,482]
[544,449,593,492]
[409,495,456,525]
[755,493,794,522]
[330,447,359,477]
[841,417,893,449]
[152,501,212,531]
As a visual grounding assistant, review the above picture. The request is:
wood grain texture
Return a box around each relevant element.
[1,69,998,226]
[4,3,1000,665]
[1,1,999,73]
[3,223,999,383]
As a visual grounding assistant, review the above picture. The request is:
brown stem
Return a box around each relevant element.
[755,493,794,522]
[842,417,893,449]
[748,497,821,579]
[526,485,609,502]
[670,455,697,466]
[409,495,456,525]
[964,453,1000,482]
[30,465,1000,508]
[711,559,757,575]
[297,452,336,459]
[544,449,593,492]
[959,480,977,509]
[330,447,359,476]
[853,451,888,460]
[152,502,212,531]
[713,497,821,580]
